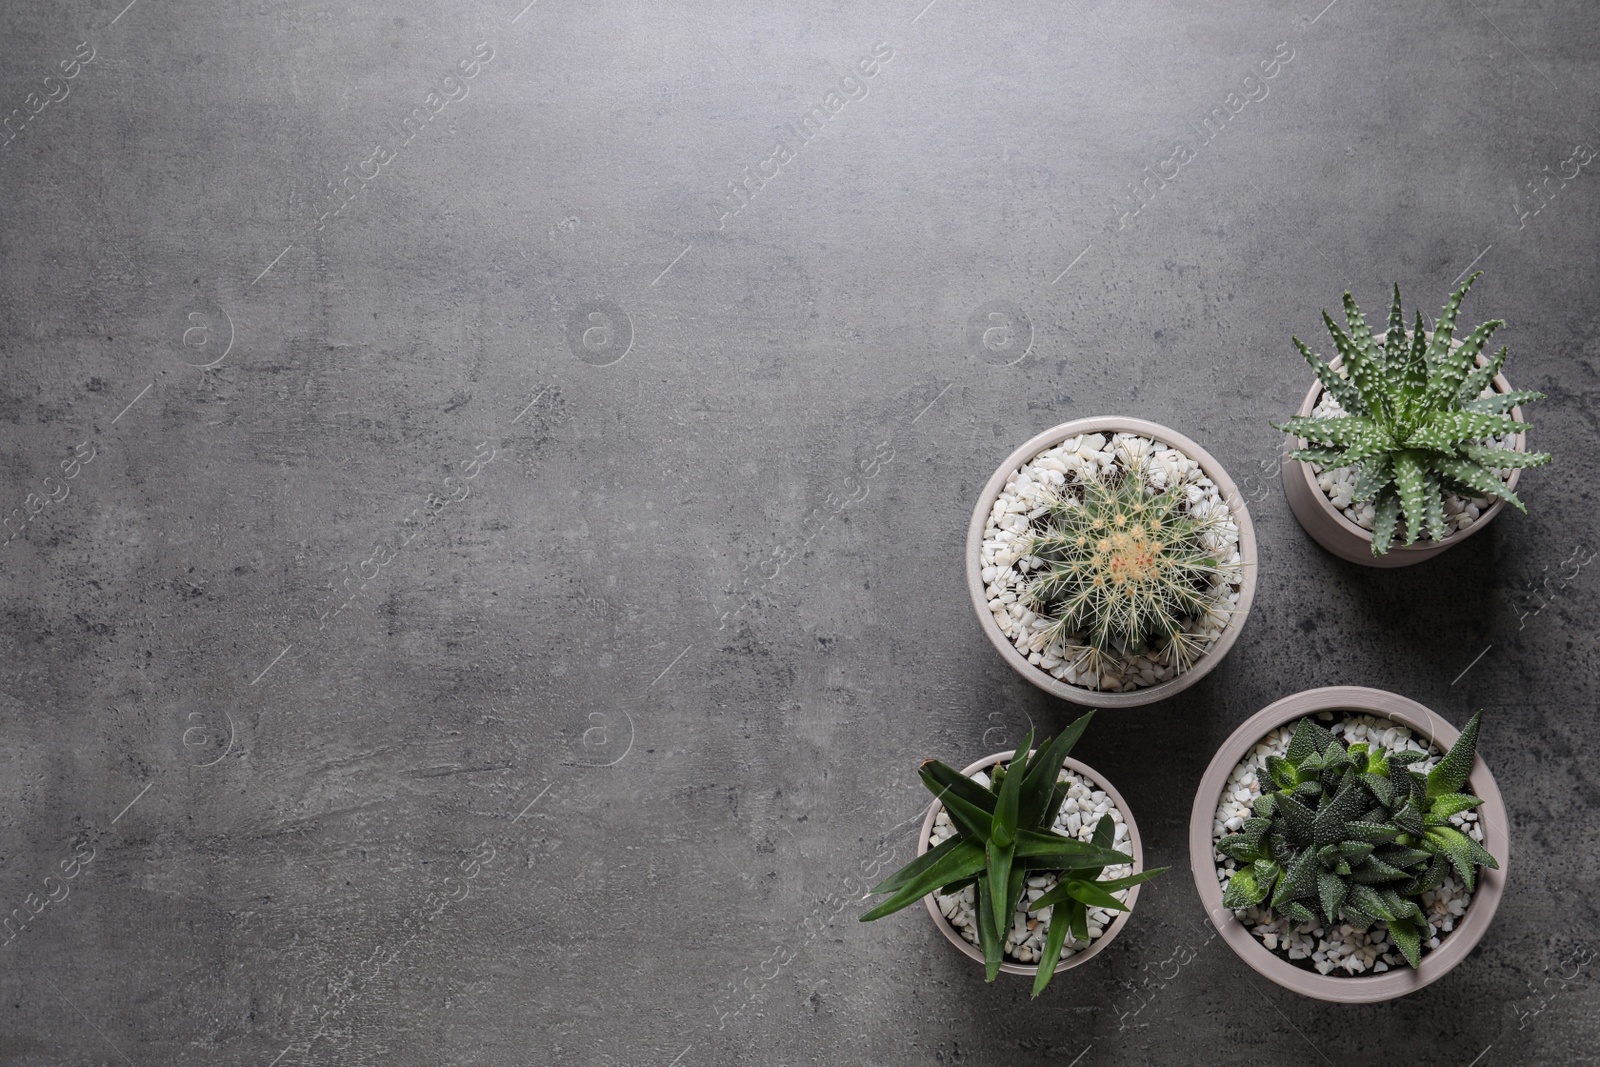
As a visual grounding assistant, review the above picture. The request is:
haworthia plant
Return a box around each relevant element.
[1217,712,1497,968]
[860,711,1167,996]
[1273,273,1551,555]
[1018,449,1239,678]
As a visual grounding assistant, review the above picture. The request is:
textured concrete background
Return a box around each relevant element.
[1,0,1597,1064]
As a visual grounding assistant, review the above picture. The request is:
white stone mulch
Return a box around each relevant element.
[979,432,1242,693]
[1212,712,1487,976]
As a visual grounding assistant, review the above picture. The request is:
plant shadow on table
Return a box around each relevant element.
[1305,520,1515,688]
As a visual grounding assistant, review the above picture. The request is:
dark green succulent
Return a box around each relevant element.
[1273,272,1551,555]
[860,711,1167,995]
[1218,711,1496,968]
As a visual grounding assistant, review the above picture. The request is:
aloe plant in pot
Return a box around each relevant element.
[861,712,1166,995]
[1276,272,1551,566]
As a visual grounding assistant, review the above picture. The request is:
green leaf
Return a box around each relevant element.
[1463,388,1544,416]
[1373,844,1433,870]
[919,761,996,834]
[987,839,1016,938]
[1404,853,1450,896]
[1431,455,1524,510]
[1360,772,1394,808]
[1428,712,1482,797]
[1350,855,1410,884]
[1019,714,1093,827]
[1388,915,1424,968]
[1032,906,1073,997]
[1407,411,1521,451]
[1093,867,1168,893]
[1275,794,1316,847]
[1391,799,1425,837]
[1042,782,1072,830]
[1270,848,1319,907]
[1091,811,1116,850]
[1424,793,1484,822]
[1458,443,1552,471]
[1424,318,1503,412]
[1383,283,1406,375]
[1266,755,1297,790]
[860,839,988,921]
[1424,825,1497,891]
[1317,869,1349,925]
[1382,889,1424,924]
[1325,308,1387,419]
[1421,469,1449,544]
[1369,486,1402,556]
[1288,446,1351,466]
[1275,414,1382,449]
[1457,342,1509,404]
[976,880,1004,981]
[1282,900,1318,925]
[1391,450,1429,547]
[1346,883,1397,922]
[1069,899,1089,942]
[1313,780,1369,847]
[1399,309,1430,408]
[1352,456,1393,503]
[1344,820,1400,845]
[923,776,994,841]
[1293,781,1323,804]
[1286,718,1327,763]
[991,729,1031,850]
[1014,829,1131,869]
[870,834,969,896]
[1062,878,1132,914]
[1423,272,1479,379]
[1293,335,1365,413]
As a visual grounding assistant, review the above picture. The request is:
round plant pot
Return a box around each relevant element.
[918,750,1146,979]
[1280,350,1529,568]
[1188,686,1509,1003]
[966,417,1258,708]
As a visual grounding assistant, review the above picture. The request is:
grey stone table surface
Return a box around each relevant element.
[1,0,1597,1064]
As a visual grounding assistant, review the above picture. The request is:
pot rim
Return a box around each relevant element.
[918,750,1146,978]
[965,416,1258,707]
[1187,686,1509,1002]
[1286,349,1528,557]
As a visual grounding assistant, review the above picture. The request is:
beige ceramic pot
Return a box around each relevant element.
[1188,686,1509,1003]
[1280,349,1529,567]
[919,750,1146,979]
[966,417,1258,707]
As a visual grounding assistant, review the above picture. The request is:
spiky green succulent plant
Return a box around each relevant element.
[1019,452,1238,677]
[1217,711,1496,968]
[1274,272,1551,556]
[860,712,1167,995]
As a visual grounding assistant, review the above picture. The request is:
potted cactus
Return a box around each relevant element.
[967,417,1256,706]
[1276,272,1551,566]
[860,712,1166,995]
[1189,687,1509,1002]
